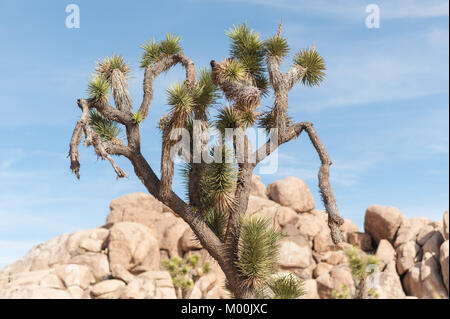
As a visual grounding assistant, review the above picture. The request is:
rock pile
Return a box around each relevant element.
[0,176,448,299]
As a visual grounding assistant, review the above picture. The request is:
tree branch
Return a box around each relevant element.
[69,99,128,179]
[253,122,344,244]
[138,53,196,120]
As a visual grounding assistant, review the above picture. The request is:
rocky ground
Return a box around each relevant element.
[0,176,448,299]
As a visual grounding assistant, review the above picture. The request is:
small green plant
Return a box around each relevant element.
[132,111,144,124]
[331,285,351,299]
[332,247,379,299]
[162,254,211,299]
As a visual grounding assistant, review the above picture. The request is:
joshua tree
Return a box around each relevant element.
[68,22,344,299]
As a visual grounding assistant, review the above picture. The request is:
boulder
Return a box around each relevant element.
[53,264,95,290]
[364,271,406,299]
[403,255,448,299]
[107,192,168,229]
[294,212,324,239]
[440,240,449,293]
[341,219,359,241]
[0,285,72,299]
[0,234,71,275]
[364,205,406,245]
[422,232,444,259]
[189,273,218,299]
[267,177,315,213]
[314,230,339,253]
[69,252,110,281]
[108,222,160,281]
[375,240,396,270]
[275,206,298,228]
[323,251,347,266]
[394,218,429,248]
[316,265,354,299]
[39,273,65,290]
[250,175,268,199]
[155,213,189,258]
[6,269,52,286]
[347,232,373,252]
[180,228,202,252]
[91,279,126,297]
[246,196,279,224]
[313,263,333,278]
[417,225,438,246]
[119,271,176,299]
[279,239,312,269]
[396,241,420,275]
[301,279,319,299]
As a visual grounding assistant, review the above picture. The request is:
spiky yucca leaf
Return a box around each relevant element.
[96,54,131,80]
[344,247,378,281]
[216,106,239,134]
[237,216,283,288]
[167,82,194,115]
[191,68,219,112]
[257,109,293,132]
[293,48,326,87]
[226,23,265,76]
[132,111,144,124]
[140,39,162,68]
[253,74,270,97]
[239,107,257,128]
[203,207,228,240]
[140,34,182,68]
[87,74,110,103]
[265,35,289,59]
[160,33,182,55]
[200,147,237,213]
[226,23,268,93]
[267,274,305,299]
[89,110,121,142]
[222,59,247,83]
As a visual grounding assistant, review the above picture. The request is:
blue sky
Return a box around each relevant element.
[0,0,448,269]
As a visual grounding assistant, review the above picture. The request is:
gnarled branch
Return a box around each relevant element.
[68,99,128,179]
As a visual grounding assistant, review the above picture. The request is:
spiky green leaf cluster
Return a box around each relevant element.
[167,82,194,114]
[331,285,351,299]
[202,207,228,240]
[265,35,289,58]
[89,110,121,142]
[226,23,268,95]
[237,216,283,288]
[191,68,220,112]
[216,106,239,134]
[160,34,182,55]
[87,74,110,102]
[344,247,378,281]
[222,59,247,83]
[96,54,131,80]
[140,34,182,68]
[216,105,257,134]
[293,48,326,87]
[200,147,237,214]
[257,109,293,132]
[239,108,257,128]
[132,111,144,124]
[267,274,305,299]
[162,254,211,295]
